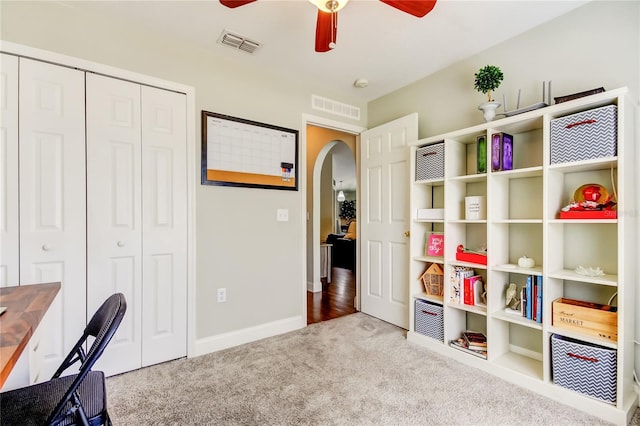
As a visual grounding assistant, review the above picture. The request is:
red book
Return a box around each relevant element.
[463,277,473,305]
[464,275,482,306]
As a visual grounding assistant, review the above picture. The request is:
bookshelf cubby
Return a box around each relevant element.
[407,88,636,425]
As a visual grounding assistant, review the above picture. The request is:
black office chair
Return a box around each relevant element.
[0,293,126,426]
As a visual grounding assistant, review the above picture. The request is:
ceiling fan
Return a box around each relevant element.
[219,0,437,52]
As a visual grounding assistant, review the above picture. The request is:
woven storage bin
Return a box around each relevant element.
[551,334,617,404]
[415,299,444,341]
[416,142,444,181]
[550,105,617,164]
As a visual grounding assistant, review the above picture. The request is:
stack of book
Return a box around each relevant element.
[449,330,487,359]
[504,275,543,322]
[449,266,474,304]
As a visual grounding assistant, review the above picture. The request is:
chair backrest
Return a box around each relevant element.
[82,293,127,370]
[53,293,127,378]
[47,293,127,425]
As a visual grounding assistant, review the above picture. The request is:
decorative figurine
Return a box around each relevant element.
[505,283,521,310]
[518,256,535,268]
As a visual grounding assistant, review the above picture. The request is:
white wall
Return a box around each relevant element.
[368,0,640,386]
[0,1,368,347]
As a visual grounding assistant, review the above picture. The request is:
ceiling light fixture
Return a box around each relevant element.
[337,180,346,202]
[309,0,346,50]
[308,0,348,13]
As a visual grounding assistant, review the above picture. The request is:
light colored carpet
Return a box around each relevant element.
[107,312,637,425]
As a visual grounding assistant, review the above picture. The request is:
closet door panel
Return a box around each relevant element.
[0,53,18,287]
[18,58,86,380]
[86,73,142,376]
[141,86,187,366]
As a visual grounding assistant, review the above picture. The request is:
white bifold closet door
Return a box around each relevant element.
[86,73,187,376]
[139,84,188,367]
[18,58,87,382]
[0,53,19,287]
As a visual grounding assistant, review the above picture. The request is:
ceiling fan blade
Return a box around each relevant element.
[219,0,257,8]
[379,0,437,18]
[315,10,338,53]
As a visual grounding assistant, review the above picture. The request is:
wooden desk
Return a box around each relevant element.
[0,282,61,388]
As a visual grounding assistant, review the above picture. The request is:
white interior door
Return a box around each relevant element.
[0,53,19,287]
[359,113,417,328]
[141,85,187,366]
[86,73,143,375]
[19,58,87,380]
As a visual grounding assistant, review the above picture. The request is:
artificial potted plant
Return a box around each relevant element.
[474,65,504,122]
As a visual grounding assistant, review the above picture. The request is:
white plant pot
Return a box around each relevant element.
[478,101,501,122]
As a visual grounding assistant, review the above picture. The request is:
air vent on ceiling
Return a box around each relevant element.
[312,95,361,121]
[218,30,261,54]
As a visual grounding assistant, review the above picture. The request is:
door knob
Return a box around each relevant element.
[117,241,125,247]
[404,230,410,237]
[42,244,51,251]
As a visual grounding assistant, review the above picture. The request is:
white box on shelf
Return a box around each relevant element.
[465,196,486,220]
[417,209,444,220]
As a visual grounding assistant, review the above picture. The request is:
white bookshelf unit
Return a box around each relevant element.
[407,87,637,425]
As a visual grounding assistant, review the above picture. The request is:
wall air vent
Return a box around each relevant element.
[311,95,361,121]
[218,30,261,54]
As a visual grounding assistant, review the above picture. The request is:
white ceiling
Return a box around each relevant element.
[60,0,588,102]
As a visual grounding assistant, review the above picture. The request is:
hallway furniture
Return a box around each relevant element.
[326,234,356,271]
[320,243,332,283]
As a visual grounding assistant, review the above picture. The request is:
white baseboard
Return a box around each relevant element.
[307,280,322,293]
[193,315,305,357]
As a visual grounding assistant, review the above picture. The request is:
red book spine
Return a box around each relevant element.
[463,277,472,305]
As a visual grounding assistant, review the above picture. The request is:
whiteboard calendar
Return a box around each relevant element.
[201,111,298,190]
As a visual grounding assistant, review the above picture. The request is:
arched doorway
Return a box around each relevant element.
[306,132,357,324]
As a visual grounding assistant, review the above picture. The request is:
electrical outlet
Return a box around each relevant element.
[217,288,227,303]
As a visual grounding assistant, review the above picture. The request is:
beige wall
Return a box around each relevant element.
[369,1,639,140]
[0,1,368,342]
[320,158,334,241]
[367,0,640,384]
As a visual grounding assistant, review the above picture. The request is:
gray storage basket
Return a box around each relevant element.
[551,334,617,404]
[550,105,617,164]
[415,299,444,341]
[415,142,444,181]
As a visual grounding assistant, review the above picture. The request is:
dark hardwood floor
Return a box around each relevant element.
[307,267,357,325]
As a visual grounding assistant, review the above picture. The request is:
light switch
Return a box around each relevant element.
[277,209,289,222]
